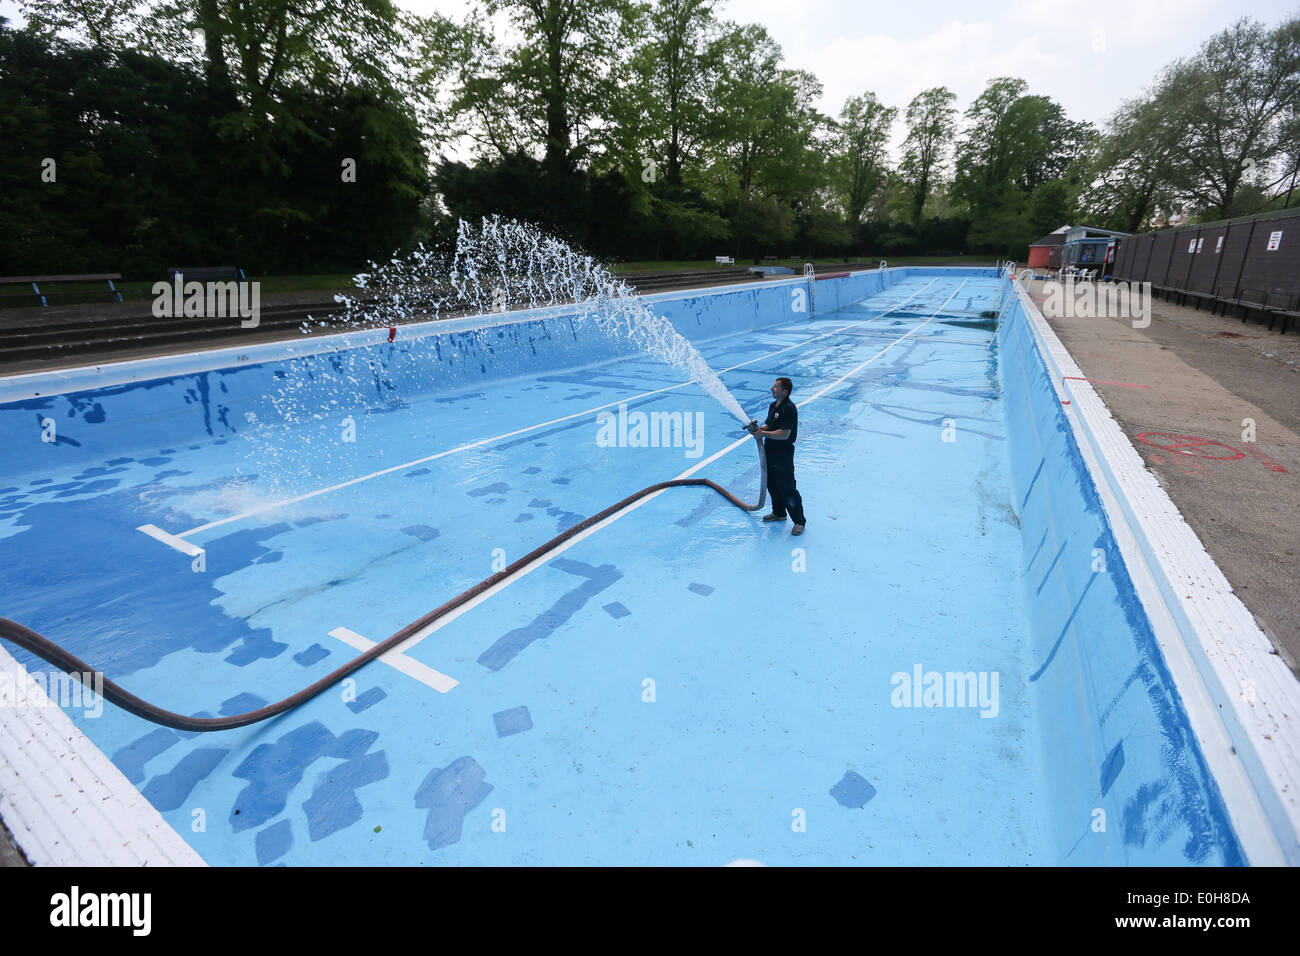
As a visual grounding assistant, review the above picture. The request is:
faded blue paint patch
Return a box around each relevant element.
[229,721,338,832]
[468,482,510,497]
[1100,740,1126,797]
[688,583,715,596]
[113,728,180,784]
[294,644,331,666]
[302,748,390,842]
[544,505,585,532]
[256,819,293,866]
[414,756,493,851]
[493,706,533,737]
[347,687,387,713]
[406,468,431,477]
[400,524,440,542]
[514,512,534,522]
[293,514,346,528]
[830,771,878,809]
[478,559,623,671]
[551,477,570,485]
[144,747,229,811]
[602,601,630,619]
[55,478,120,498]
[523,467,541,474]
[173,712,214,740]
[220,692,267,716]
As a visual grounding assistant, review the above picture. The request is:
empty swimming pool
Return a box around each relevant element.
[0,268,1267,865]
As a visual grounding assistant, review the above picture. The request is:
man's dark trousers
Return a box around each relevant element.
[765,445,806,525]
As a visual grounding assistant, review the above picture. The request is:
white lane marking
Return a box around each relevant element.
[141,279,940,546]
[327,626,459,693]
[392,282,968,653]
[136,523,205,557]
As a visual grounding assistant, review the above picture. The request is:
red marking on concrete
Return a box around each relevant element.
[1136,432,1246,460]
[1061,400,1071,405]
[1064,376,1151,389]
[1242,445,1290,474]
[388,327,397,343]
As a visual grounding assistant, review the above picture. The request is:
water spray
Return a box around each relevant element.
[0,218,773,731]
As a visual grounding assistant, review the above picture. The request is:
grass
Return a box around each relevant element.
[610,254,995,273]
[2,255,1000,308]
[0,273,363,308]
[610,257,877,273]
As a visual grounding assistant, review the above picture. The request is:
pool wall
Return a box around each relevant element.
[998,293,1246,865]
[0,268,964,472]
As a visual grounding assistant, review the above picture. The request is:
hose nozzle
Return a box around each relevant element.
[743,419,760,435]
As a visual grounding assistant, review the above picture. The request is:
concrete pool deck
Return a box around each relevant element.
[1025,281,1300,675]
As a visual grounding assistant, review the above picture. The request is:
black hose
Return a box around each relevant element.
[0,435,769,733]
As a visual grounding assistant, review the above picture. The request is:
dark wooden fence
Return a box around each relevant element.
[1111,210,1300,326]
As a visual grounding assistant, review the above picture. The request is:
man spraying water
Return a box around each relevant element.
[747,377,806,535]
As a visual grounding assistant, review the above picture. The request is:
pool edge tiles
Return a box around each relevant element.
[0,642,205,866]
[1000,279,1299,866]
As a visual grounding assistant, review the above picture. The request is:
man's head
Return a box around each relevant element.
[770,377,793,401]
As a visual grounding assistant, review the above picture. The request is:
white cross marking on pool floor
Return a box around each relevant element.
[326,626,459,693]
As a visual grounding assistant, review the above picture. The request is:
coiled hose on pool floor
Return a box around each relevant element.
[0,433,768,733]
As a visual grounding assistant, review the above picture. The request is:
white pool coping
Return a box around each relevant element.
[1011,280,1300,866]
[0,643,205,866]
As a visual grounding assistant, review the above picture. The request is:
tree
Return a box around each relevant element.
[624,0,720,187]
[483,0,645,172]
[706,25,826,196]
[698,24,827,254]
[1164,15,1300,217]
[17,0,149,49]
[0,21,427,275]
[833,92,896,226]
[898,86,956,223]
[1078,92,1184,232]
[953,77,1028,209]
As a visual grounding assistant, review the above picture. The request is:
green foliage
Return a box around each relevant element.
[1078,12,1300,226]
[12,1,1292,272]
[950,77,1092,256]
[832,92,896,226]
[0,25,427,275]
[898,87,957,224]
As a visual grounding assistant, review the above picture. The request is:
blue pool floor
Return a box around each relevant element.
[2,276,1053,864]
